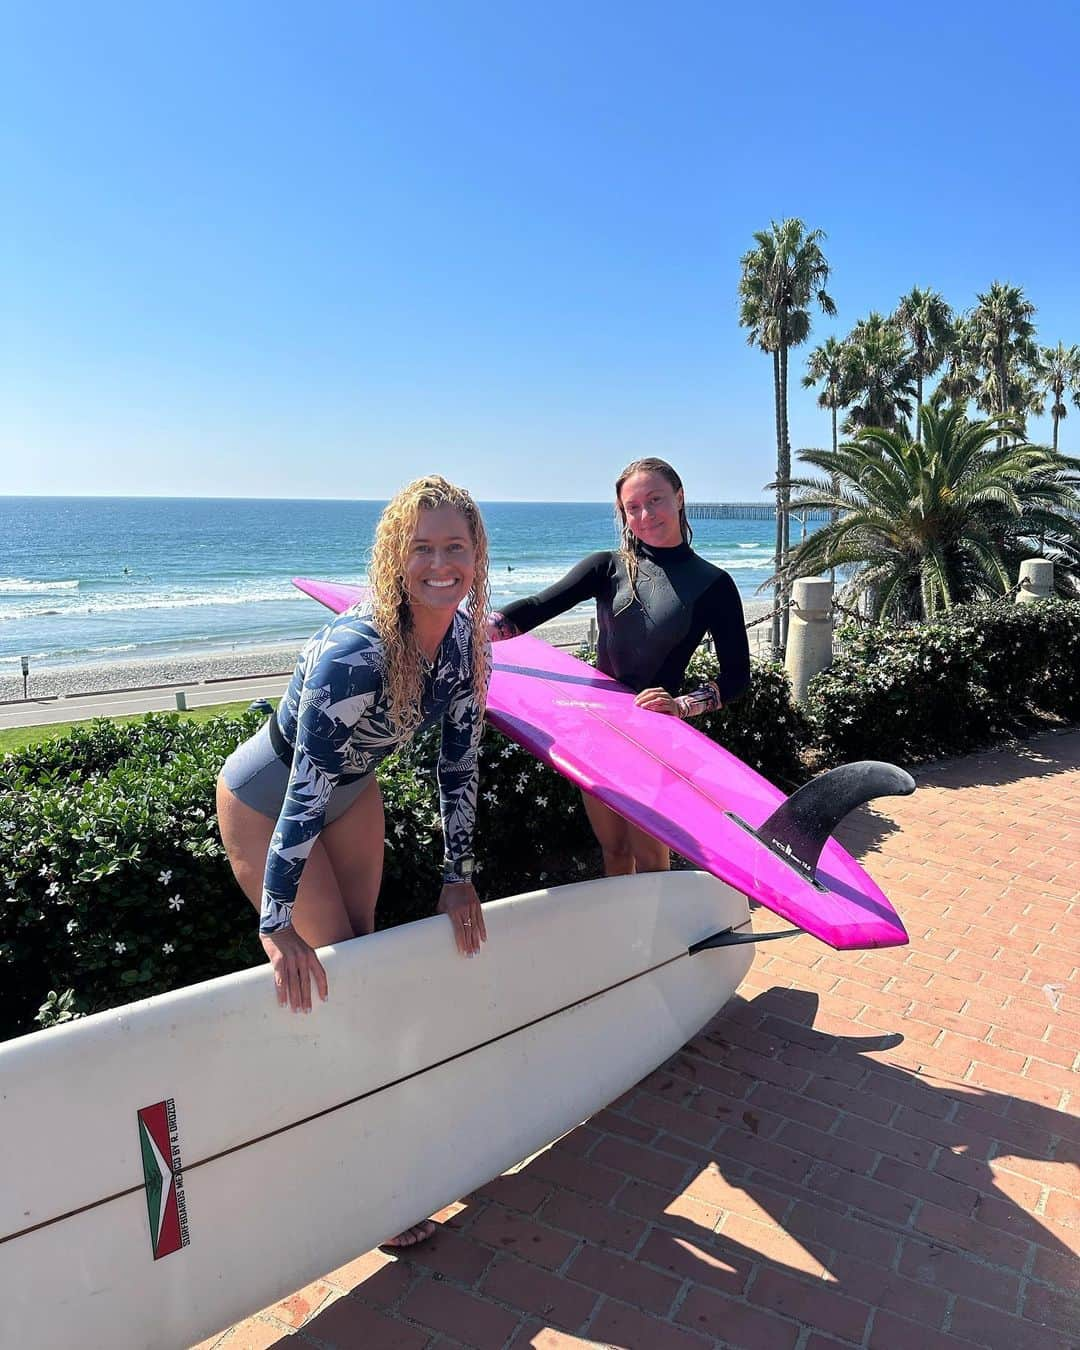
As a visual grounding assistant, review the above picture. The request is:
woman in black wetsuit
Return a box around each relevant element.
[488,457,751,876]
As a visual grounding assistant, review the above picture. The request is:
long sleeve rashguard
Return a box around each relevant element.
[496,542,751,708]
[259,607,484,934]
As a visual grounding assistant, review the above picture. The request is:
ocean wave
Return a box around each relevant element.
[0,584,324,623]
[0,577,79,593]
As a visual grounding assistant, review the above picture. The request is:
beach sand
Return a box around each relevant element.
[1,603,775,703]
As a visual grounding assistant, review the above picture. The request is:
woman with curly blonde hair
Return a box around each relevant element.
[217,477,490,1243]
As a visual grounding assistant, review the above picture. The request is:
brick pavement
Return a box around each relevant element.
[199,730,1079,1350]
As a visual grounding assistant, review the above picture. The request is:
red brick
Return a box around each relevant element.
[627,1090,724,1145]
[1044,1189,1080,1227]
[538,1189,647,1253]
[591,1297,714,1349]
[268,1279,337,1327]
[566,1243,679,1315]
[804,1073,897,1125]
[390,1226,494,1286]
[621,1172,721,1228]
[399,1276,519,1347]
[951,1295,1077,1350]
[471,1170,553,1215]
[480,1255,597,1330]
[676,1284,800,1349]
[298,1296,430,1348]
[748,1266,871,1342]
[636,1227,751,1297]
[826,1252,949,1330]
[713,1126,815,1186]
[811,1163,918,1227]
[1022,1283,1080,1339]
[325,1249,416,1303]
[898,1237,1021,1311]
[506,1324,595,1349]
[867,1308,981,1349]
[914,1200,1032,1271]
[1031,1241,1080,1291]
[522,1148,623,1204]
[589,1134,691,1190]
[786,1203,900,1266]
[590,1104,657,1143]
[467,1204,578,1270]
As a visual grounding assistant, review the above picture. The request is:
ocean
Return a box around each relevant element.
[0,497,782,671]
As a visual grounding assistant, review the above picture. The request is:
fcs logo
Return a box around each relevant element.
[554,699,603,709]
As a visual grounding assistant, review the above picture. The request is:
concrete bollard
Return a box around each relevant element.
[785,577,834,703]
[175,691,188,711]
[1016,558,1053,604]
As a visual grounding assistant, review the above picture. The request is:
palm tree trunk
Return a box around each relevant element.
[829,400,838,583]
[771,348,783,650]
[779,341,792,648]
[1053,411,1060,453]
[916,370,923,444]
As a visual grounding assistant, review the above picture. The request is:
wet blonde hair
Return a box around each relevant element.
[368,476,491,735]
[613,457,692,607]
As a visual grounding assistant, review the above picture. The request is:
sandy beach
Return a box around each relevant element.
[1,604,774,704]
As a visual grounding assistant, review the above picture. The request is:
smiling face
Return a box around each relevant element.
[618,469,685,548]
[404,505,477,613]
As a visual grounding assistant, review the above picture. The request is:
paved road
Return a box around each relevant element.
[0,673,290,729]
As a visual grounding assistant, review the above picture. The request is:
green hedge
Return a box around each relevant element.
[0,651,804,1037]
[806,597,1080,764]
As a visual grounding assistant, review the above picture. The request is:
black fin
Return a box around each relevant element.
[755,760,915,879]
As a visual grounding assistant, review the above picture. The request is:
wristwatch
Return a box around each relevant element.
[442,855,475,885]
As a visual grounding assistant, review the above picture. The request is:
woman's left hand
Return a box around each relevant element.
[634,687,681,717]
[437,882,487,956]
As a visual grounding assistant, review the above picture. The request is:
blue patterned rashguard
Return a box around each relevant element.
[257,605,484,934]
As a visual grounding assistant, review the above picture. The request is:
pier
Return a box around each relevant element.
[686,502,831,521]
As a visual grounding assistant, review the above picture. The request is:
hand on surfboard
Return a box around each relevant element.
[259,927,329,1013]
[437,883,487,956]
[634,687,681,717]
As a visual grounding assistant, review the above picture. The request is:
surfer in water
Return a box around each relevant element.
[488,457,751,876]
[217,477,490,1244]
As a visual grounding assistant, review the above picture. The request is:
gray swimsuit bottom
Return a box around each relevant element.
[220,721,374,823]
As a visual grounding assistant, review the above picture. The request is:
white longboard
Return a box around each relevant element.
[0,871,752,1349]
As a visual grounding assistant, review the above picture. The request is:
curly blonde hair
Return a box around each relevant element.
[613,457,692,612]
[368,476,491,735]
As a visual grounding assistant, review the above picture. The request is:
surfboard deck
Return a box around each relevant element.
[0,871,752,1349]
[292,577,907,952]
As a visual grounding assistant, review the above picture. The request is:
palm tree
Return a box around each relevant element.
[780,405,1080,621]
[738,219,836,647]
[1038,342,1080,452]
[969,282,1039,423]
[894,288,953,440]
[933,312,979,409]
[841,313,916,433]
[802,336,848,457]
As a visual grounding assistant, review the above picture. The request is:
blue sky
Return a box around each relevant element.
[4,1,1079,501]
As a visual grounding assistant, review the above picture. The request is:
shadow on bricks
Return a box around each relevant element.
[280,985,1079,1349]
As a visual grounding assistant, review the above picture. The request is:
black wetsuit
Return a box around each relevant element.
[496,542,751,709]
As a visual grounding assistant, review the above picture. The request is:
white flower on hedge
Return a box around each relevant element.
[500,745,514,759]
[484,791,497,804]
[168,895,184,911]
[162,943,174,955]
[537,796,548,807]
[66,919,78,934]
[115,941,126,954]
[38,864,49,877]
[515,781,526,793]
[45,881,61,898]
[158,869,173,885]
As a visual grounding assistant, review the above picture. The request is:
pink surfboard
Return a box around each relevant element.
[292,578,908,951]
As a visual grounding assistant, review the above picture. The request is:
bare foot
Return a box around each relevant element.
[382,1218,437,1249]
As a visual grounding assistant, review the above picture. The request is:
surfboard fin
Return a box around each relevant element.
[750,760,915,882]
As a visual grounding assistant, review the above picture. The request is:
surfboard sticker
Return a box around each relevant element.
[137,1099,190,1260]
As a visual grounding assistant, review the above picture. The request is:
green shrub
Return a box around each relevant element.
[0,652,806,1037]
[806,597,1080,764]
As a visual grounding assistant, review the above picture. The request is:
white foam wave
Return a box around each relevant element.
[0,584,322,623]
[0,577,80,593]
